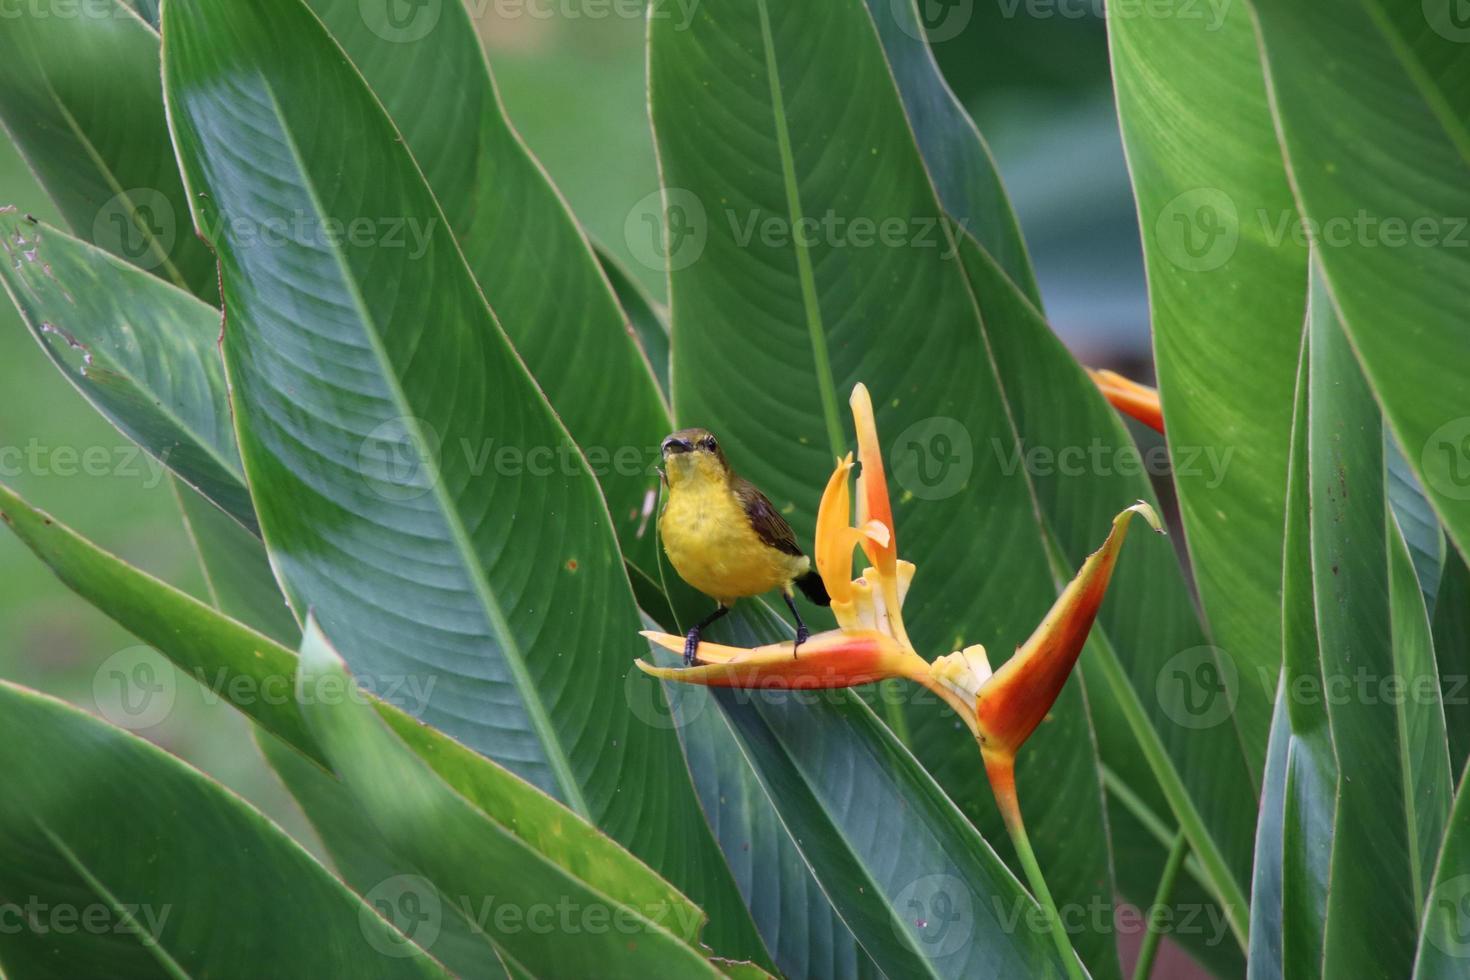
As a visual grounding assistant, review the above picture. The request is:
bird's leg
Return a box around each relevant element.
[783,591,810,658]
[684,604,730,666]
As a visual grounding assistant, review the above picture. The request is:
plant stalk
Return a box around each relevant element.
[984,750,1086,980]
[1132,830,1189,980]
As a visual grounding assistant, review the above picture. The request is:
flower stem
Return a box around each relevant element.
[1132,830,1189,980]
[983,751,1085,980]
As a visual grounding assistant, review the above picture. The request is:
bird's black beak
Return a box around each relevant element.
[661,437,692,457]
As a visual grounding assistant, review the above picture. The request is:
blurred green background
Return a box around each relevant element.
[0,0,1154,943]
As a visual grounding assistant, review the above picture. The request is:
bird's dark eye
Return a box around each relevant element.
[701,436,718,452]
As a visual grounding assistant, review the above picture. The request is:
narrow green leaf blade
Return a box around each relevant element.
[0,681,448,978]
[596,243,671,401]
[295,618,730,979]
[0,3,215,298]
[0,214,251,529]
[1306,266,1452,977]
[1433,548,1470,780]
[1415,771,1470,979]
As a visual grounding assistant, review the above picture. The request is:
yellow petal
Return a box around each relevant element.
[636,629,925,689]
[815,454,857,604]
[975,502,1162,756]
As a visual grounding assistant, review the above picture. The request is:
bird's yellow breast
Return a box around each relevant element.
[660,476,809,605]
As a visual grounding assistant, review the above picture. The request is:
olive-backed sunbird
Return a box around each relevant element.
[658,428,830,665]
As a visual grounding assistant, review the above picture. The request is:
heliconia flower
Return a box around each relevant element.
[1089,367,1164,433]
[636,628,929,690]
[636,383,1161,979]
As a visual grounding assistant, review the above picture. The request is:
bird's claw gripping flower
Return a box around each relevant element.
[636,381,1163,764]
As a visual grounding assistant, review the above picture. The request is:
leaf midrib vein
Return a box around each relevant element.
[754,0,844,461]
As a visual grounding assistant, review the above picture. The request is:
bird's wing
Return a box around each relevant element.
[733,478,804,557]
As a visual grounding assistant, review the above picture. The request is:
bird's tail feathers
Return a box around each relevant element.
[795,570,831,607]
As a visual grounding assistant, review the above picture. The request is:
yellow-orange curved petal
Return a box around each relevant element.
[637,629,925,690]
[1089,368,1164,434]
[850,384,897,572]
[976,501,1162,757]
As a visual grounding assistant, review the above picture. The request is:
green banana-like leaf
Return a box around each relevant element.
[1250,265,1454,978]
[172,479,299,644]
[0,479,320,758]
[1248,335,1333,980]
[257,735,515,979]
[1108,0,1304,773]
[297,619,743,979]
[0,211,295,650]
[860,0,1040,304]
[643,620,884,979]
[1388,436,1446,614]
[0,0,215,299]
[1433,548,1470,780]
[1415,770,1470,979]
[0,214,251,528]
[596,243,671,400]
[160,0,760,959]
[1248,681,1290,980]
[0,479,752,973]
[301,0,670,575]
[0,681,449,978]
[649,601,1071,977]
[1250,0,1470,561]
